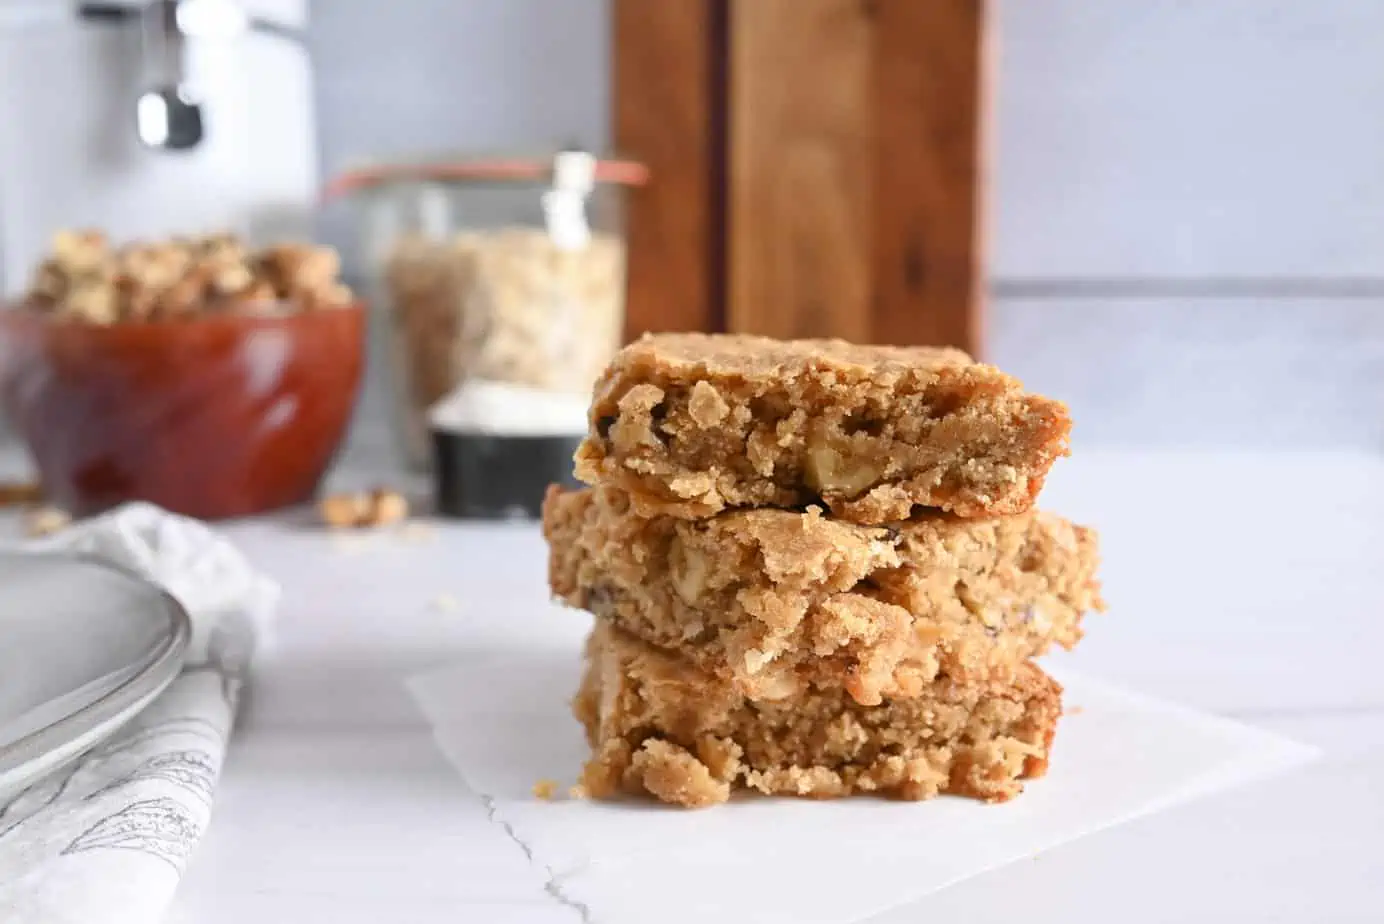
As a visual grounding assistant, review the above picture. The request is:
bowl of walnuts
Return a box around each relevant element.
[0,231,365,519]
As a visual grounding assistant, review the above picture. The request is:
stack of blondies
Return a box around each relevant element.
[542,333,1103,808]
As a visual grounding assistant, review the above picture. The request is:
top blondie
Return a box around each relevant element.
[574,333,1071,523]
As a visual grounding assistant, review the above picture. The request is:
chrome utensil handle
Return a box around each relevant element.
[77,1,306,151]
[140,0,184,91]
[77,1,306,44]
[134,0,203,151]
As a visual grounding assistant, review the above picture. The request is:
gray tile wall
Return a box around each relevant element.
[310,0,1384,452]
[988,297,1384,452]
[310,0,608,268]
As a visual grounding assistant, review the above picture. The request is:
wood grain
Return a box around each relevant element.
[727,0,873,343]
[612,0,723,341]
[872,0,986,356]
[727,0,985,354]
[615,0,985,354]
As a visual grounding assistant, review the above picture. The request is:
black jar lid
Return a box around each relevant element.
[431,430,582,520]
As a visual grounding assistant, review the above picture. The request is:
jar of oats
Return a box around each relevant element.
[327,152,646,471]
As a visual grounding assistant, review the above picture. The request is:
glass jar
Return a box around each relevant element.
[326,152,646,473]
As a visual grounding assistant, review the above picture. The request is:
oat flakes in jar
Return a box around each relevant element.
[326,152,647,482]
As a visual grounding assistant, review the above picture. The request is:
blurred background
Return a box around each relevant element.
[311,0,1384,453]
[318,0,1384,453]
[3,0,1381,473]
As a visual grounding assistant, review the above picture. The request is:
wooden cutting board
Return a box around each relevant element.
[614,0,987,356]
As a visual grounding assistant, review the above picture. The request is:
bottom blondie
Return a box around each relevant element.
[575,623,1062,808]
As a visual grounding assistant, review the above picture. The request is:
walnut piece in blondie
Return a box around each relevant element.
[544,485,1102,705]
[575,623,1061,808]
[573,333,1071,523]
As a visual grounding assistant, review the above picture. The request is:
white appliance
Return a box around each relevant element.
[0,0,317,296]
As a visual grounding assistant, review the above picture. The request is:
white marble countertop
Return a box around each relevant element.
[140,450,1384,923]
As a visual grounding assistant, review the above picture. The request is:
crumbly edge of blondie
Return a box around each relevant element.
[543,485,1102,705]
[572,623,1062,809]
[573,333,1071,523]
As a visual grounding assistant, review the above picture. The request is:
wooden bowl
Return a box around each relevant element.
[0,304,365,519]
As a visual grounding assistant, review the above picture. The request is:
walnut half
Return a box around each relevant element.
[804,442,880,497]
[668,535,710,604]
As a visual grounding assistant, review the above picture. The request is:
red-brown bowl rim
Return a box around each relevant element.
[0,299,366,338]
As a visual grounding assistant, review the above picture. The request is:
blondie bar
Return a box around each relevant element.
[573,333,1071,523]
[575,623,1062,808]
[544,485,1101,705]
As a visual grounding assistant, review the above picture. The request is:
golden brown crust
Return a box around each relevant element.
[574,333,1071,523]
[576,623,1062,808]
[544,485,1102,705]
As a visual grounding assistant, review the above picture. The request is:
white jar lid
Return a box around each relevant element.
[427,379,590,438]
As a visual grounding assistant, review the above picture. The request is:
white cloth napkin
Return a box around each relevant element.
[408,651,1320,924]
[0,503,278,924]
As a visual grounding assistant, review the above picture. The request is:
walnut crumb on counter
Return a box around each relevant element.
[319,492,370,529]
[370,488,409,527]
[318,488,410,529]
[24,506,71,538]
